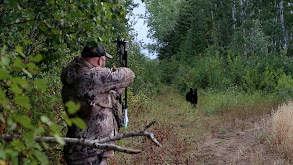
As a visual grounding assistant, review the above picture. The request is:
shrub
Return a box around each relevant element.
[275,74,293,100]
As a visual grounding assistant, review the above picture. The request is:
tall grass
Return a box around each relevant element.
[271,100,293,160]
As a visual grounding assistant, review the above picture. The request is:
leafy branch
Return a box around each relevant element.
[1,122,162,154]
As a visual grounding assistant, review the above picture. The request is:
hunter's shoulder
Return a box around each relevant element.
[61,57,87,84]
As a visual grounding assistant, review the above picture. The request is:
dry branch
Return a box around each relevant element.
[1,122,162,154]
[97,121,162,147]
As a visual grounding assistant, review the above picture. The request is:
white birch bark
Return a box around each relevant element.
[279,0,287,48]
[209,1,215,24]
[240,0,244,23]
[232,0,237,30]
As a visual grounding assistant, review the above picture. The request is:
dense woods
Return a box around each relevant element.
[1,0,293,164]
[146,0,293,96]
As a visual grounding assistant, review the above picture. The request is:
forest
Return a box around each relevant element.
[0,0,293,164]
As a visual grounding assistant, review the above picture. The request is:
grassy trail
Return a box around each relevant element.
[109,86,289,165]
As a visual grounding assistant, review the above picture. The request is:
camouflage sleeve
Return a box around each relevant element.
[89,67,135,93]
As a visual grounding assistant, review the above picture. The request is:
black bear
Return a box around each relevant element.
[186,88,198,107]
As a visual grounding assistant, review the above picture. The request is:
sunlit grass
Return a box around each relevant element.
[271,100,293,161]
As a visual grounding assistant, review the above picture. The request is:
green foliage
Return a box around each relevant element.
[0,45,90,164]
[0,0,129,65]
[170,47,293,99]
[146,0,293,102]
[173,50,227,92]
[0,0,163,164]
[0,46,53,164]
[276,74,293,100]
[229,20,269,57]
[198,89,277,116]
[128,42,162,96]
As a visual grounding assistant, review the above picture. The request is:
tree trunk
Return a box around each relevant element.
[279,0,287,48]
[240,0,244,24]
[209,1,215,24]
[232,0,237,30]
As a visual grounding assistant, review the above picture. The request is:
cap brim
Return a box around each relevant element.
[106,53,113,59]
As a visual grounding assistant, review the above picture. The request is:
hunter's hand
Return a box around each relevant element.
[112,64,117,72]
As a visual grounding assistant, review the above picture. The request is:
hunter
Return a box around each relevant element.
[61,43,135,165]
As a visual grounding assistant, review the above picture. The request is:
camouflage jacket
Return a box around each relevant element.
[61,56,135,165]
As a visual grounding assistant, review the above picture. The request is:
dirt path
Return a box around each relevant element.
[193,118,285,165]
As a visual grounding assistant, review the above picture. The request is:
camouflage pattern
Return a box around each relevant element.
[61,56,135,165]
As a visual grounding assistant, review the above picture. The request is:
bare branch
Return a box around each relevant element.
[1,134,141,154]
[0,19,45,27]
[1,122,162,154]
[25,12,40,62]
[97,121,162,147]
[144,121,156,131]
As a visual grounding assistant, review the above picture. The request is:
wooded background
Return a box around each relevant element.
[146,0,293,95]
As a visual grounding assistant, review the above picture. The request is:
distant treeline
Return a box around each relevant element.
[146,0,293,97]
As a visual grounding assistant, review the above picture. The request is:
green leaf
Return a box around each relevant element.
[7,117,17,130]
[10,83,22,95]
[15,45,26,58]
[24,132,36,148]
[40,116,51,125]
[51,28,59,35]
[10,150,19,165]
[29,54,43,62]
[0,146,6,159]
[22,68,32,78]
[50,124,61,133]
[71,117,86,129]
[13,58,25,68]
[54,134,65,145]
[34,79,47,91]
[14,96,30,109]
[13,115,33,129]
[62,113,72,126]
[26,63,38,73]
[0,88,7,101]
[11,139,25,151]
[33,150,49,165]
[0,68,10,79]
[65,101,80,114]
[38,123,45,133]
[23,39,33,44]
[40,23,49,32]
[0,56,10,66]
[13,77,28,88]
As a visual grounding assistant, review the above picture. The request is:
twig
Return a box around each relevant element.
[0,19,44,27]
[25,12,40,62]
[1,122,162,154]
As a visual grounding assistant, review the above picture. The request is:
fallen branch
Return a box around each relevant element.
[1,121,162,154]
[97,121,162,147]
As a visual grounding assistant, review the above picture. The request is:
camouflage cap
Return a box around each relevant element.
[81,44,113,58]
